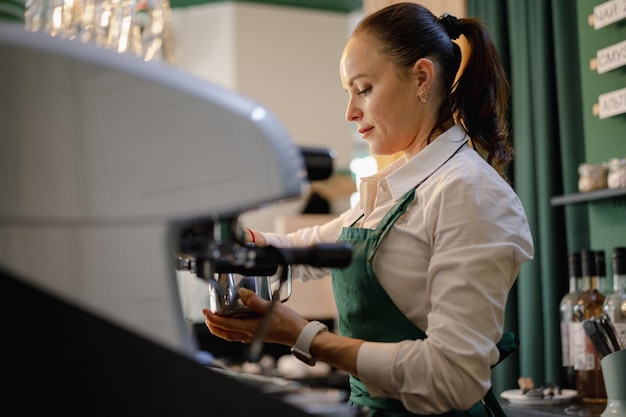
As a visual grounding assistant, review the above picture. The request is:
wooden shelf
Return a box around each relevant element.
[551,187,626,206]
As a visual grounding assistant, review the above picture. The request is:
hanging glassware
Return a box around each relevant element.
[24,0,175,63]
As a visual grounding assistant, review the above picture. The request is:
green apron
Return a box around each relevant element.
[331,147,515,417]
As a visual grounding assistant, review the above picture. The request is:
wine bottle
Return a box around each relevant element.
[603,247,626,349]
[560,252,581,389]
[595,250,607,294]
[572,249,606,404]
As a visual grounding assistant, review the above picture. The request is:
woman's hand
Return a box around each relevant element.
[204,287,363,378]
[202,288,308,346]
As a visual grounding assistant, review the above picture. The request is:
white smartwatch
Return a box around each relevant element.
[291,321,328,366]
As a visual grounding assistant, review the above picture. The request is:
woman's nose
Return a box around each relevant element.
[345,99,362,122]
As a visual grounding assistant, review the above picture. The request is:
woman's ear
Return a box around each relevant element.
[413,58,435,87]
[414,58,435,102]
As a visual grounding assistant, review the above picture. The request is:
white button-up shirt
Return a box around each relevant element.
[263,124,534,414]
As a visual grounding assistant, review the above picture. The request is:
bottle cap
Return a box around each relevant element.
[568,252,582,278]
[612,247,626,275]
[581,249,597,277]
[594,250,606,277]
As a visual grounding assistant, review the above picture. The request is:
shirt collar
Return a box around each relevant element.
[385,124,468,201]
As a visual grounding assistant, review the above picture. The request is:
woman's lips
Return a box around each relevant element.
[359,126,374,137]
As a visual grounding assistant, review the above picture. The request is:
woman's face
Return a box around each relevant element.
[340,34,426,157]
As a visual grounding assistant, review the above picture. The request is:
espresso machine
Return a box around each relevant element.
[0,22,351,415]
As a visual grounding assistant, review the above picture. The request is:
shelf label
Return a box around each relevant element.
[591,0,626,29]
[593,40,626,73]
[593,87,626,119]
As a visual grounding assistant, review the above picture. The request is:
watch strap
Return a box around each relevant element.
[291,320,328,366]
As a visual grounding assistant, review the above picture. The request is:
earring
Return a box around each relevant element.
[419,80,431,103]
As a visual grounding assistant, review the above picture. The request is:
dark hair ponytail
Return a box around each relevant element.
[355,3,513,179]
[452,18,513,178]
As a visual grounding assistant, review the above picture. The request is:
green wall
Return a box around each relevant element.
[576,0,626,268]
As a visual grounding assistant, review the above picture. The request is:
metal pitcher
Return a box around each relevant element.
[176,257,291,319]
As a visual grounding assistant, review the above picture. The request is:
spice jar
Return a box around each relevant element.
[607,157,626,189]
[578,163,608,193]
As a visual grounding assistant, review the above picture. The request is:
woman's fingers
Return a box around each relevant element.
[204,319,252,342]
[202,307,260,342]
[206,323,250,342]
[202,288,304,346]
[237,287,272,313]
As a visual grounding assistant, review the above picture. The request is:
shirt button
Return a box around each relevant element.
[380,184,388,192]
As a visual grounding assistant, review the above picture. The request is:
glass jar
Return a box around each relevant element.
[607,157,626,189]
[578,163,608,193]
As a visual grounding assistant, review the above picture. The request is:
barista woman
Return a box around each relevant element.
[203,3,534,416]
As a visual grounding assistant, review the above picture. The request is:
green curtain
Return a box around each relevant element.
[467,0,590,396]
[0,0,25,23]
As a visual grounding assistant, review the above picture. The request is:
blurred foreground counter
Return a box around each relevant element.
[501,401,605,417]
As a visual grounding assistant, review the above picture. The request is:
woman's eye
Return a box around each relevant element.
[357,87,372,95]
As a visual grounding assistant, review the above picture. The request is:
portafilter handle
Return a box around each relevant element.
[195,243,353,277]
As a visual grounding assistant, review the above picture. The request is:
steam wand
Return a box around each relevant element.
[246,245,289,363]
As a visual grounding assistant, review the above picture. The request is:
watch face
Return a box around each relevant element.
[291,347,316,366]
